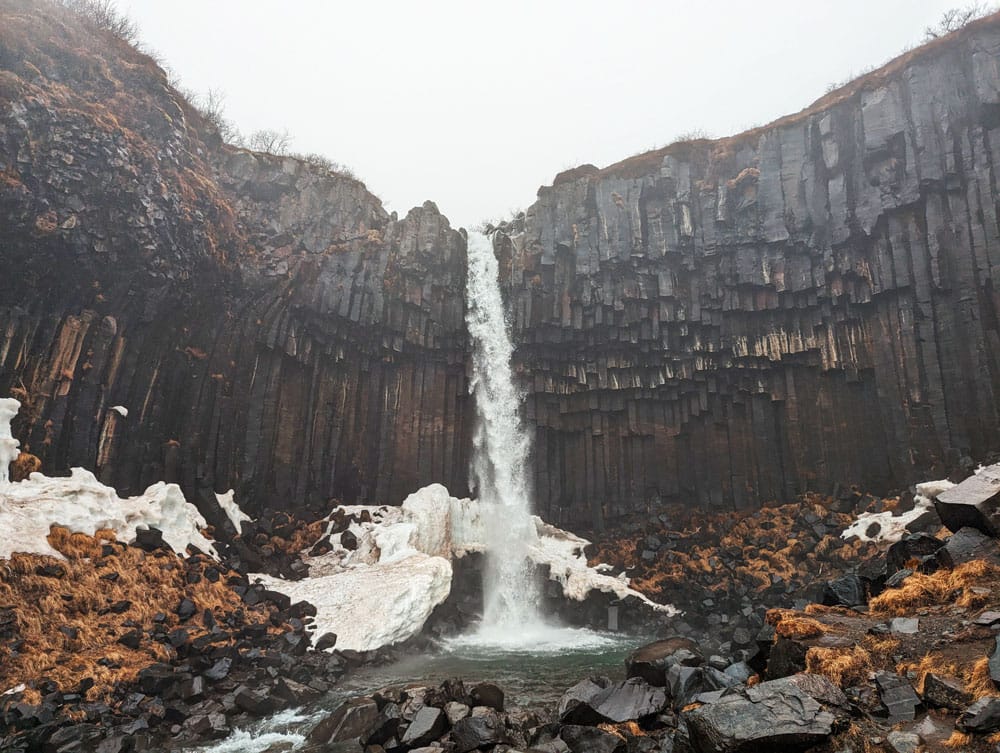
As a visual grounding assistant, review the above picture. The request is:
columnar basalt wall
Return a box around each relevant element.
[498,18,1000,529]
[0,1,471,517]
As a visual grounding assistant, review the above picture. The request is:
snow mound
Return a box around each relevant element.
[841,478,954,543]
[0,398,21,485]
[0,468,218,560]
[216,489,252,534]
[253,483,673,652]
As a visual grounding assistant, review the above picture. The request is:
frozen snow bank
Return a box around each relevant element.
[216,489,252,535]
[0,468,218,560]
[841,478,954,543]
[253,483,673,652]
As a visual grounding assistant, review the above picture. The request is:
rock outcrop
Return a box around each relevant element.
[495,15,1000,528]
[0,0,470,517]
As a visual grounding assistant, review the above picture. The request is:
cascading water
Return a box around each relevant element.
[464,230,544,634]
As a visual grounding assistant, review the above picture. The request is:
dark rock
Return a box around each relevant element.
[274,677,321,705]
[934,466,1000,535]
[451,708,505,752]
[821,574,866,607]
[989,636,1000,686]
[400,706,447,747]
[958,696,1000,732]
[559,725,626,753]
[168,628,188,648]
[933,527,1000,568]
[559,677,668,724]
[682,675,838,753]
[666,665,707,709]
[886,731,921,753]
[175,598,197,621]
[134,528,168,552]
[363,702,403,745]
[234,686,277,716]
[875,672,920,722]
[469,682,504,711]
[884,569,914,590]
[857,556,890,597]
[116,629,142,650]
[137,664,176,695]
[34,563,66,579]
[341,530,358,550]
[974,610,1000,626]
[625,638,703,686]
[203,657,232,681]
[921,673,972,710]
[309,697,380,745]
[886,533,946,573]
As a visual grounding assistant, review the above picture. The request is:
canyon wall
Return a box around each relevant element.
[0,1,471,519]
[5,0,1000,531]
[498,17,1000,528]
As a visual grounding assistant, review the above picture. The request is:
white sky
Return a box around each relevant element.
[121,0,961,228]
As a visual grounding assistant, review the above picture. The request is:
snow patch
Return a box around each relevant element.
[841,478,954,543]
[216,489,252,534]
[110,405,128,418]
[0,397,21,486]
[254,483,674,652]
[0,467,218,559]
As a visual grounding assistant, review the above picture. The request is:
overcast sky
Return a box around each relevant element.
[122,0,963,228]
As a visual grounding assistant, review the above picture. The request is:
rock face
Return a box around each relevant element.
[494,16,1000,528]
[5,1,1000,526]
[0,1,470,517]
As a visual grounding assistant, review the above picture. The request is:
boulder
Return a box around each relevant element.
[558,677,667,725]
[958,696,1000,732]
[400,706,447,747]
[666,665,708,709]
[309,697,380,745]
[682,675,837,753]
[559,725,626,753]
[469,682,504,711]
[932,526,1000,568]
[625,638,703,686]
[886,533,946,572]
[934,466,1000,535]
[451,708,504,752]
[821,574,866,607]
[445,702,471,725]
[920,673,972,710]
[886,731,921,753]
[875,672,920,722]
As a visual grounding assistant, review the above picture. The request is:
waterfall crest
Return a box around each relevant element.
[465,230,543,632]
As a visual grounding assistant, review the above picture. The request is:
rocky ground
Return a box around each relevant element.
[7,470,1000,752]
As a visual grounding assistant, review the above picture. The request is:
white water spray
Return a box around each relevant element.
[465,230,544,633]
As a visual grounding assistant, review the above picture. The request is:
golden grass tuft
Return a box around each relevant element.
[805,635,900,689]
[944,731,973,748]
[806,645,874,688]
[868,560,1000,616]
[766,609,828,639]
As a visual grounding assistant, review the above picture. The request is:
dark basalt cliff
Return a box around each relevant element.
[497,16,1000,528]
[0,0,470,517]
[4,0,1000,530]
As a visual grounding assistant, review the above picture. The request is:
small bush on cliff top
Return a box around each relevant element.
[56,0,138,44]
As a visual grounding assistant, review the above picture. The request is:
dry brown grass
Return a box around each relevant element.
[869,560,1000,616]
[945,730,973,748]
[766,609,828,639]
[805,635,900,689]
[10,451,41,481]
[0,526,283,704]
[806,645,873,688]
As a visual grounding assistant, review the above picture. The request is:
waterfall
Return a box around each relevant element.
[465,230,544,631]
